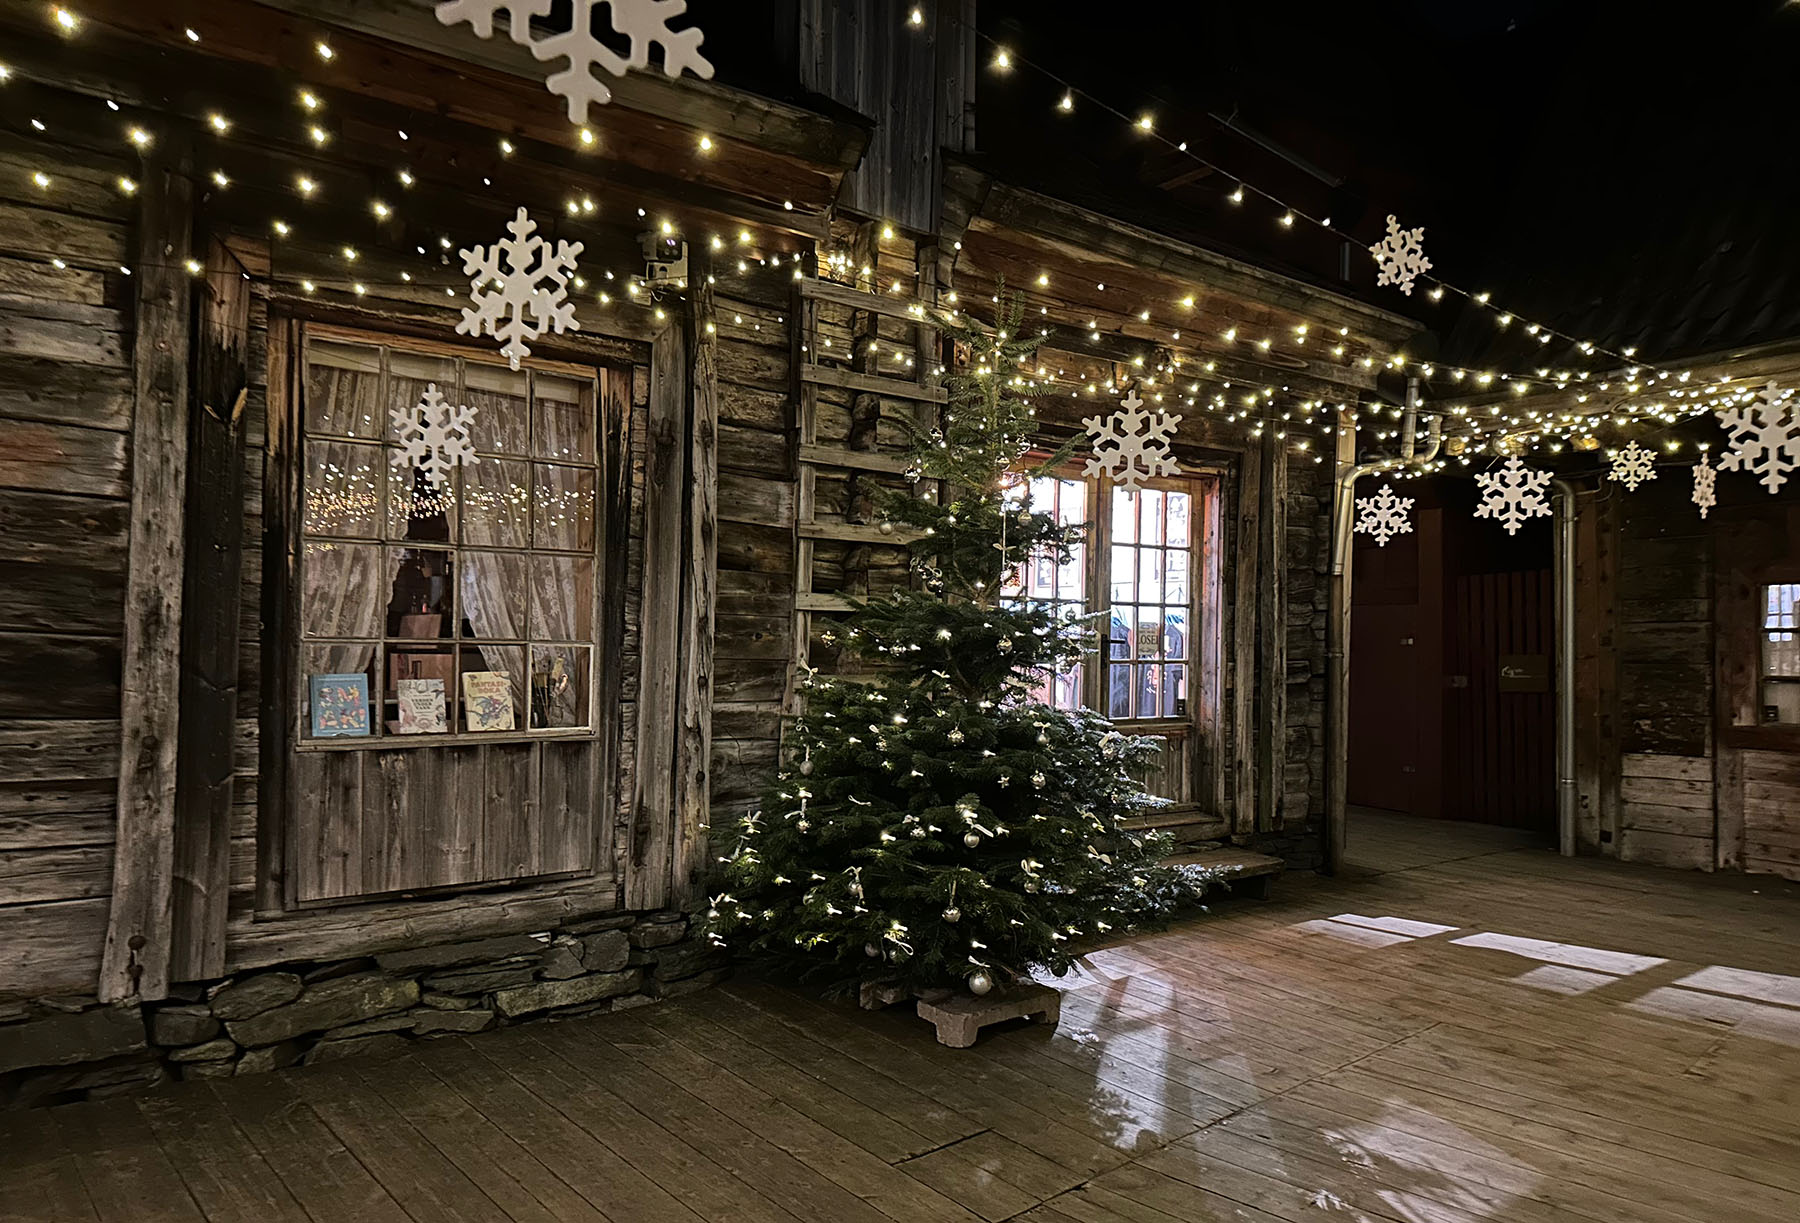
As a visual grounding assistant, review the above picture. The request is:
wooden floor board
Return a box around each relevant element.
[6,812,1799,1222]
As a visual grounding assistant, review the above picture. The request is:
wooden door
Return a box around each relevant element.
[1444,569,1556,830]
[1348,603,1421,814]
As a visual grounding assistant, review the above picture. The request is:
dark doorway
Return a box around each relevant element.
[1348,477,1556,836]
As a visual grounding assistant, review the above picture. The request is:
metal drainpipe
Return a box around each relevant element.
[1552,479,1579,857]
[1325,377,1442,873]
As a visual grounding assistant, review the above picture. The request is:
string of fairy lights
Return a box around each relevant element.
[3,3,1777,482]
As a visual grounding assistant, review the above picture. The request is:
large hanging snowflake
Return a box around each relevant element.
[392,383,479,490]
[1369,214,1431,296]
[1083,391,1182,490]
[1473,456,1552,535]
[1354,484,1414,546]
[457,207,583,371]
[1607,440,1659,491]
[1693,458,1717,519]
[436,0,715,123]
[1717,381,1800,493]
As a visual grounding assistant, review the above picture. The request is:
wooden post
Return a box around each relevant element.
[628,315,689,910]
[673,257,719,905]
[1229,446,1261,838]
[1325,408,1358,874]
[1256,430,1289,833]
[100,142,195,1002]
[169,237,251,981]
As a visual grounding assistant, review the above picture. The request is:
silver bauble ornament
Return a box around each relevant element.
[799,758,814,775]
[878,520,895,536]
[968,971,994,996]
[964,832,981,849]
[865,943,881,958]
[942,906,961,923]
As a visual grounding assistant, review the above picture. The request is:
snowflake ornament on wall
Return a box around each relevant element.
[456,207,583,371]
[392,383,479,490]
[1369,214,1431,296]
[436,0,715,123]
[1717,381,1800,493]
[1083,391,1182,491]
[1692,458,1717,519]
[1473,456,1553,535]
[1607,440,1659,491]
[1354,484,1414,546]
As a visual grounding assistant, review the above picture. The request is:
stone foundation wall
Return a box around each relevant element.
[0,910,726,1110]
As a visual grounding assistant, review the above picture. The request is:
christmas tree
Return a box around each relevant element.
[703,293,1201,995]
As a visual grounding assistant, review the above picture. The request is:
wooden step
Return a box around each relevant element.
[1164,846,1285,899]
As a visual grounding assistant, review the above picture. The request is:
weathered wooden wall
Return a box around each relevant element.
[0,133,137,997]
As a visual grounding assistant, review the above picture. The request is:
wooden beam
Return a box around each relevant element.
[800,363,949,403]
[1257,432,1289,834]
[1229,446,1261,839]
[169,236,251,982]
[800,278,930,320]
[100,141,195,1003]
[797,443,915,475]
[977,182,1422,349]
[672,256,719,906]
[628,316,688,911]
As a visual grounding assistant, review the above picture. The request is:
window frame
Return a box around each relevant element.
[1718,557,1800,753]
[1005,458,1225,811]
[291,323,611,752]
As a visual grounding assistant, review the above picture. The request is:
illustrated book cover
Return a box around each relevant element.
[461,670,516,731]
[395,677,449,734]
[309,673,371,738]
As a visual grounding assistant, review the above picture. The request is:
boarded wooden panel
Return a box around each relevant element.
[0,418,129,498]
[538,741,597,878]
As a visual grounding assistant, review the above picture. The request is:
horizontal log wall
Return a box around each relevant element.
[0,135,138,997]
[1618,752,1714,870]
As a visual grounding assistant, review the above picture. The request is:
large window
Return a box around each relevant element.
[1763,583,1800,724]
[298,332,603,744]
[1003,468,1213,723]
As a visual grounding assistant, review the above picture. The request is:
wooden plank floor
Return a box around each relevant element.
[7,812,1800,1223]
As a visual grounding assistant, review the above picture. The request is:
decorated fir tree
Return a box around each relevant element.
[703,294,1200,995]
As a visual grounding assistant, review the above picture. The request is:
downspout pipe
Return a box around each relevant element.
[1552,479,1579,857]
[1325,378,1442,874]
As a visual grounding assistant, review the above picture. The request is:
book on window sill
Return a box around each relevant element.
[309,673,371,738]
[461,670,516,732]
[394,677,449,735]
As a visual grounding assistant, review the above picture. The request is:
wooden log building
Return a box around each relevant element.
[17,0,1787,1109]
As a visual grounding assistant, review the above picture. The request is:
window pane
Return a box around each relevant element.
[304,341,382,438]
[1133,607,1166,660]
[1166,549,1191,605]
[1112,489,1137,544]
[531,645,591,728]
[1057,546,1085,601]
[460,551,528,641]
[383,547,453,638]
[534,374,597,463]
[1140,489,1165,545]
[1163,664,1189,718]
[465,362,531,457]
[1108,665,1132,719]
[301,542,382,638]
[386,645,455,735]
[304,441,383,538]
[1058,478,1086,525]
[1136,664,1158,720]
[532,555,596,641]
[302,645,377,739]
[459,646,524,732]
[1110,544,1135,603]
[1167,491,1192,546]
[1138,548,1164,604]
[1164,610,1190,661]
[463,458,531,548]
[389,466,455,546]
[387,350,459,449]
[535,464,597,551]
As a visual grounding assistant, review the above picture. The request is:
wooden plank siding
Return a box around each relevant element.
[0,131,138,998]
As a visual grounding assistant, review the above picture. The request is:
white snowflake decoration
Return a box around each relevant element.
[436,0,715,123]
[1717,381,1800,493]
[457,207,583,371]
[1693,458,1717,519]
[1083,391,1182,491]
[1473,456,1552,535]
[392,383,479,490]
[1369,214,1431,296]
[1607,440,1659,491]
[1354,484,1414,546]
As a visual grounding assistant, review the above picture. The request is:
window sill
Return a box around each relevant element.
[297,728,600,752]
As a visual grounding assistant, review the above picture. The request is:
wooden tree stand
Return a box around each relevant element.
[859,979,1062,1048]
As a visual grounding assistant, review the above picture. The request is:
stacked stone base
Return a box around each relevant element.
[0,910,726,1110]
